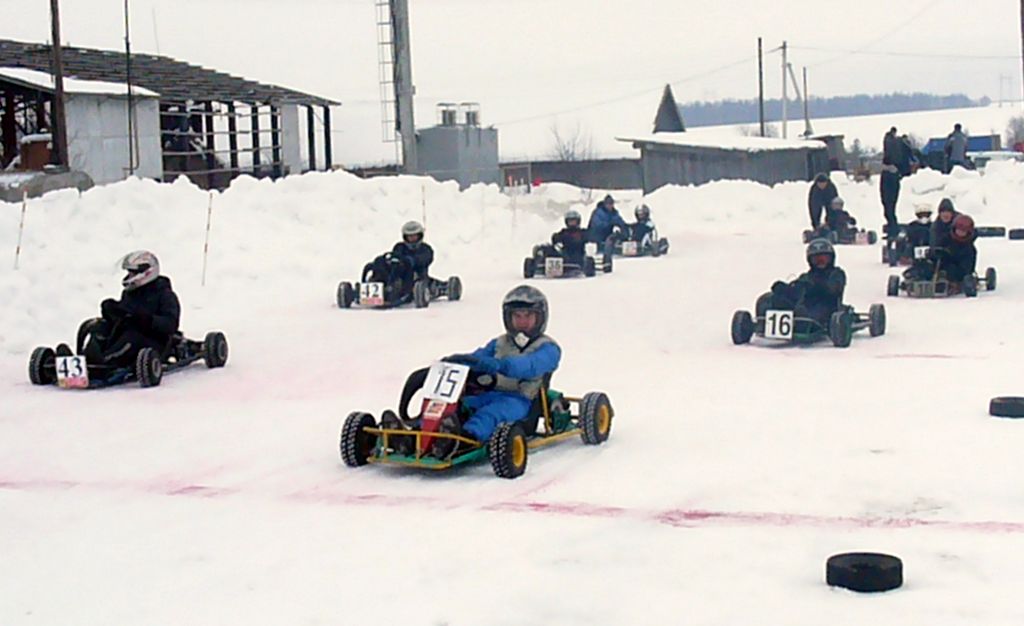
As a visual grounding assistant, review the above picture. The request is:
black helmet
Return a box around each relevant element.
[502,285,548,348]
[805,238,835,267]
[814,173,829,184]
[635,204,651,221]
[564,209,582,228]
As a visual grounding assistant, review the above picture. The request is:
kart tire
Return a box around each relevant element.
[989,397,1024,418]
[447,276,463,301]
[867,230,878,245]
[881,245,888,264]
[29,346,55,385]
[963,275,978,298]
[1008,228,1024,240]
[489,421,528,479]
[976,226,1006,238]
[985,267,996,291]
[868,304,886,337]
[337,281,355,309]
[826,552,903,593]
[583,257,596,277]
[523,257,535,279]
[579,391,613,445]
[603,256,613,273]
[413,280,430,308]
[731,310,755,345]
[340,411,378,467]
[203,331,229,368]
[802,230,812,244]
[829,311,852,348]
[76,317,103,355]
[887,275,900,297]
[136,347,163,388]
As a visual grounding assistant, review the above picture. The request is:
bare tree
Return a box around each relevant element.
[549,120,594,161]
[1005,115,1024,148]
[738,123,779,138]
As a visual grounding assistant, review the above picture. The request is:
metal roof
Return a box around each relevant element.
[0,38,338,106]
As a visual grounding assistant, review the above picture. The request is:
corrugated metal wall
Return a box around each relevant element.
[639,144,829,193]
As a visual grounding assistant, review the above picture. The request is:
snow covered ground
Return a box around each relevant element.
[3,163,1024,625]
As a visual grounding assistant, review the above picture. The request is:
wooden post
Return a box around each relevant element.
[306,105,317,172]
[251,103,261,176]
[201,192,213,286]
[227,102,239,174]
[14,189,27,270]
[49,0,69,167]
[270,104,281,178]
[323,106,332,170]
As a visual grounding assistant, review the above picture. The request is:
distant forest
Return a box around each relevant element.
[679,93,987,128]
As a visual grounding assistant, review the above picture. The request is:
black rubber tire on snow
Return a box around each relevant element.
[985,267,997,291]
[337,281,355,308]
[489,421,528,479]
[447,276,463,301]
[802,230,812,244]
[963,275,978,298]
[829,311,853,348]
[76,317,103,355]
[579,391,613,445]
[731,310,755,345]
[867,230,878,245]
[29,346,55,385]
[887,275,901,297]
[881,245,888,264]
[203,331,229,368]
[826,552,903,593]
[583,257,596,277]
[340,411,378,467]
[413,280,431,308]
[136,347,163,388]
[868,304,886,337]
[1008,228,1024,240]
[603,256,613,273]
[990,396,1024,418]
[976,226,1006,238]
[523,257,535,279]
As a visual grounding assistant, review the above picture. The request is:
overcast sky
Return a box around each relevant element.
[1,0,1021,163]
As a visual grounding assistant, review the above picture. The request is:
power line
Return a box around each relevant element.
[791,45,1020,61]
[806,0,945,68]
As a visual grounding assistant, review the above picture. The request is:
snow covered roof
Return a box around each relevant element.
[616,132,827,152]
[0,66,160,97]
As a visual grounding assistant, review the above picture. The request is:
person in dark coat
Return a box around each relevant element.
[757,239,846,327]
[935,214,978,284]
[586,194,629,259]
[880,157,901,238]
[75,251,181,368]
[929,198,959,251]
[883,127,899,163]
[808,173,838,230]
[895,134,916,176]
[539,209,587,266]
[390,220,434,282]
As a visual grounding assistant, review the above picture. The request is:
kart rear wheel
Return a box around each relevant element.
[990,397,1024,418]
[868,304,886,337]
[203,331,229,368]
[867,230,878,245]
[489,421,528,479]
[603,255,613,273]
[887,275,900,297]
[447,276,463,301]
[579,391,613,445]
[731,310,754,345]
[413,280,431,308]
[963,275,978,298]
[337,281,355,308]
[829,311,852,348]
[583,257,596,277]
[1009,228,1024,240]
[136,347,163,388]
[29,346,55,385]
[523,257,535,279]
[826,552,903,593]
[985,267,997,291]
[340,412,378,467]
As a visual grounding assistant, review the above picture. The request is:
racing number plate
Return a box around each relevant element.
[424,362,470,403]
[359,282,385,306]
[621,241,639,256]
[55,355,89,389]
[914,246,929,260]
[764,310,794,340]
[545,257,564,277]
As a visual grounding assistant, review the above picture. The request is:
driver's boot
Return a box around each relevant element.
[380,410,414,456]
[430,415,470,460]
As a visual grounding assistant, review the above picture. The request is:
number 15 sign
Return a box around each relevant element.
[423,362,470,403]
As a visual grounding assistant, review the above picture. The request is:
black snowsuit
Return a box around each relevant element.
[894,137,914,177]
[879,164,901,236]
[906,220,931,249]
[935,234,978,283]
[391,241,434,282]
[547,226,587,265]
[87,276,181,367]
[808,181,839,229]
[762,264,846,327]
[882,130,899,164]
[629,219,657,246]
[930,214,958,251]
[362,241,436,302]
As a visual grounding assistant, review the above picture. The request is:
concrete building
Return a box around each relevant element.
[417,103,500,189]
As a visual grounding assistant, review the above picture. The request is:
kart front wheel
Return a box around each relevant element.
[203,331,229,368]
[340,412,378,467]
[29,346,55,385]
[731,310,754,345]
[886,275,900,297]
[985,267,997,291]
[579,392,613,445]
[963,275,978,298]
[868,304,886,337]
[867,230,878,245]
[413,280,431,308]
[136,347,163,388]
[447,276,463,301]
[829,311,852,348]
[523,257,535,279]
[583,257,596,277]
[337,281,355,308]
[489,421,528,479]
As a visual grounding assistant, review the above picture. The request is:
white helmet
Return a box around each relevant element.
[401,221,425,248]
[120,250,160,291]
[830,197,845,211]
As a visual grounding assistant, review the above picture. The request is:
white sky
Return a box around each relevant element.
[1,0,1021,163]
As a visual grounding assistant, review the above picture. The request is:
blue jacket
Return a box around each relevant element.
[587,203,629,242]
[471,338,561,382]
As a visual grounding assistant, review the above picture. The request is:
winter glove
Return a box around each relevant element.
[471,355,501,375]
[101,299,126,320]
[771,280,788,293]
[442,353,477,366]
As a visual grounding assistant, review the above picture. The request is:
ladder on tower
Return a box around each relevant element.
[375,0,399,144]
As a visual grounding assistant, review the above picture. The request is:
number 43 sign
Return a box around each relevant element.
[55,355,90,389]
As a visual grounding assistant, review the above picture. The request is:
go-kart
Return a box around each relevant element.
[28,318,228,389]
[612,234,670,258]
[802,224,877,246]
[887,254,996,298]
[523,243,611,279]
[339,359,613,479]
[337,253,462,309]
[731,299,886,348]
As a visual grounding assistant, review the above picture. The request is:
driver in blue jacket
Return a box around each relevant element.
[431,285,561,458]
[587,194,629,260]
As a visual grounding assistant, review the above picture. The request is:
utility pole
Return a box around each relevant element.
[781,40,788,139]
[49,0,68,168]
[391,0,418,174]
[802,66,813,137]
[124,0,136,175]
[757,37,765,137]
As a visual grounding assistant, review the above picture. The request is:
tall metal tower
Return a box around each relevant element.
[375,0,417,173]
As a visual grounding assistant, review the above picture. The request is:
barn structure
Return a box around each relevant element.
[0,38,338,190]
